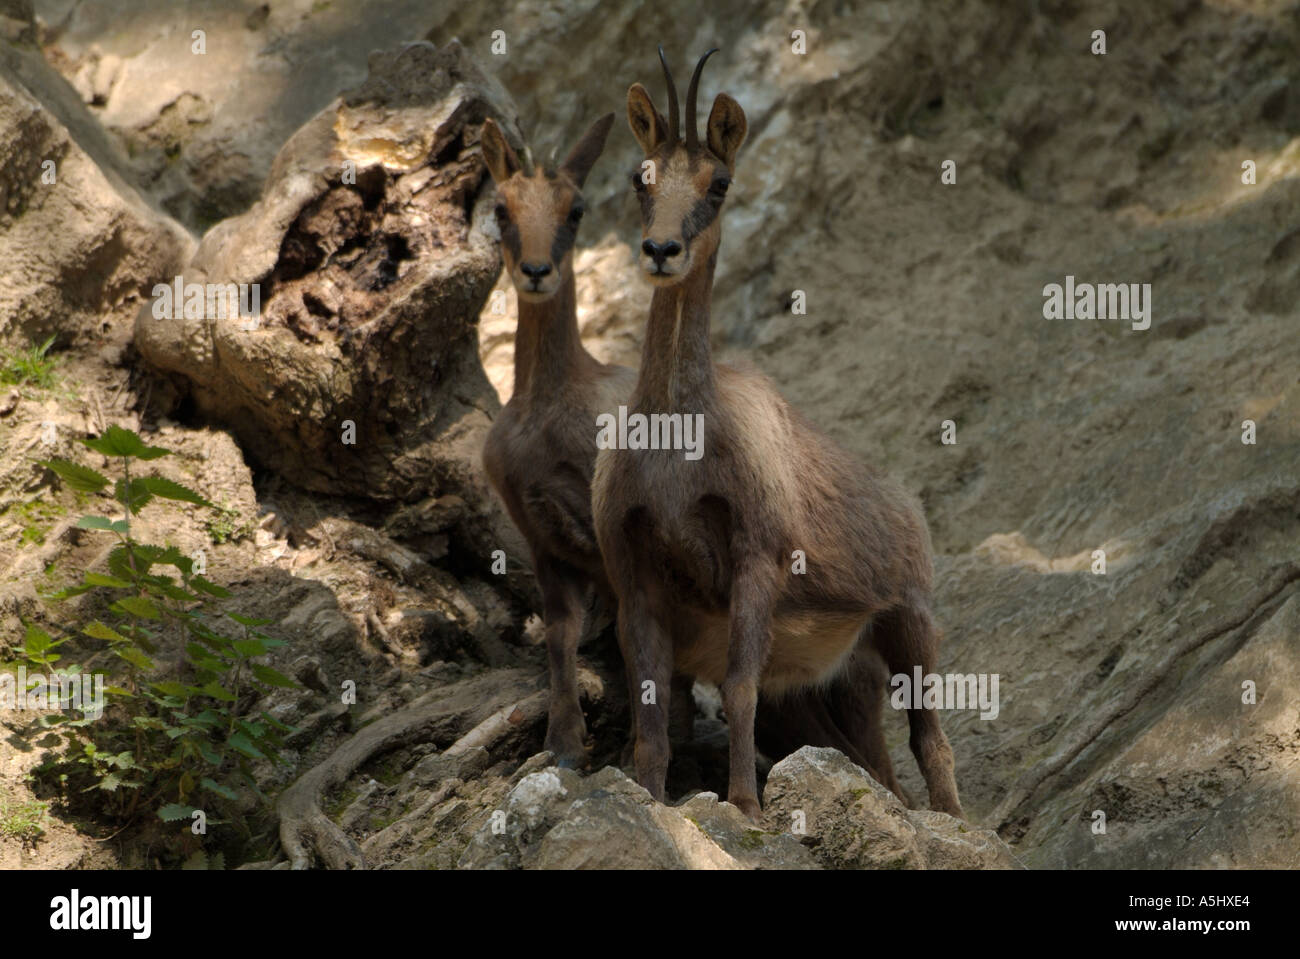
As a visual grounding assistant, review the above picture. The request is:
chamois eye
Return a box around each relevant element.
[629,171,647,192]
[709,176,731,197]
[494,203,508,222]
[568,205,584,225]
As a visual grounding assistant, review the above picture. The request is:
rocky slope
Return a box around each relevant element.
[0,0,1296,869]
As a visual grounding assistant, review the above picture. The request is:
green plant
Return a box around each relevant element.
[0,789,47,843]
[26,426,297,834]
[1,335,58,388]
[206,504,251,545]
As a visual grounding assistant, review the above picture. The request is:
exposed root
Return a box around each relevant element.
[276,666,607,869]
[994,562,1300,830]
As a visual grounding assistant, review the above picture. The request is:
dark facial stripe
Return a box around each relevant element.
[550,215,580,266]
[500,220,522,261]
[681,197,720,245]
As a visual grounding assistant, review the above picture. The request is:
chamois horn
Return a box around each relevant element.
[658,45,680,142]
[685,48,718,152]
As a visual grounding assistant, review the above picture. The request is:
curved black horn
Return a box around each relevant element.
[658,45,680,142]
[685,47,718,151]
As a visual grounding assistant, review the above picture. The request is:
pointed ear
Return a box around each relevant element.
[480,118,521,184]
[627,83,669,155]
[561,113,615,187]
[706,93,747,170]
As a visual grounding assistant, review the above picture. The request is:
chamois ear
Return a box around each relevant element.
[706,93,747,170]
[561,113,615,187]
[627,83,669,155]
[480,118,521,184]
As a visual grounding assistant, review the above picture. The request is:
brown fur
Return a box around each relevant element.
[591,51,963,819]
[479,116,698,765]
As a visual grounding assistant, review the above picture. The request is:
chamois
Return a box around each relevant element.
[591,49,964,819]
[479,115,699,766]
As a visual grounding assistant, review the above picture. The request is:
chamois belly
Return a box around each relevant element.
[675,609,868,694]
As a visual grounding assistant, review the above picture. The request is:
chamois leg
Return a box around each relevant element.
[722,563,777,821]
[619,592,674,801]
[875,596,964,818]
[537,560,588,768]
[832,645,910,805]
[668,673,695,742]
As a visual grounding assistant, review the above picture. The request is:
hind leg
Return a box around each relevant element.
[873,596,964,818]
[831,645,912,805]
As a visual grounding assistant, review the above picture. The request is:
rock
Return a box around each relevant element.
[459,764,760,870]
[0,41,192,349]
[457,749,1014,870]
[761,747,1019,870]
[134,41,521,523]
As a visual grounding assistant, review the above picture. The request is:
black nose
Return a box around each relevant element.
[641,239,682,264]
[520,261,552,280]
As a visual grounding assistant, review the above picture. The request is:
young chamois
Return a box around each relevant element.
[591,49,964,819]
[478,115,632,766]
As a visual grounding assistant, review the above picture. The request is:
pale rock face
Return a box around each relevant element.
[0,42,193,350]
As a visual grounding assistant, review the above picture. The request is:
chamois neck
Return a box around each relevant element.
[632,254,718,410]
[511,264,592,403]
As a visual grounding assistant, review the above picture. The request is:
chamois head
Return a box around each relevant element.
[480,114,615,301]
[626,47,747,285]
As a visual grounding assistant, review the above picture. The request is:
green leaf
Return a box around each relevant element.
[83,571,132,588]
[156,547,194,576]
[200,778,239,800]
[227,732,264,760]
[113,646,155,671]
[83,621,127,643]
[195,740,222,765]
[250,664,297,689]
[40,459,109,493]
[197,681,236,702]
[150,681,191,698]
[76,516,117,531]
[114,478,152,513]
[158,803,195,822]
[228,613,272,627]
[259,711,295,733]
[137,476,214,509]
[80,425,170,460]
[190,577,230,598]
[46,584,93,600]
[111,595,161,620]
[232,638,267,658]
[23,624,58,654]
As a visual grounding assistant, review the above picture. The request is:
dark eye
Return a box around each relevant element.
[629,170,647,192]
[709,176,730,197]
[494,203,508,222]
[568,205,585,225]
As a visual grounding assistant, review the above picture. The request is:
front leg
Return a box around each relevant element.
[618,591,674,801]
[536,559,588,768]
[722,559,778,821]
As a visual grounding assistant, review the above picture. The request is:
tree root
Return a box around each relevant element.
[276,665,607,869]
[994,561,1299,830]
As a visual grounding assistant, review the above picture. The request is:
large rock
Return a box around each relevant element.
[0,41,192,349]
[135,41,522,514]
[458,748,1014,870]
[458,762,815,870]
[761,747,1020,870]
